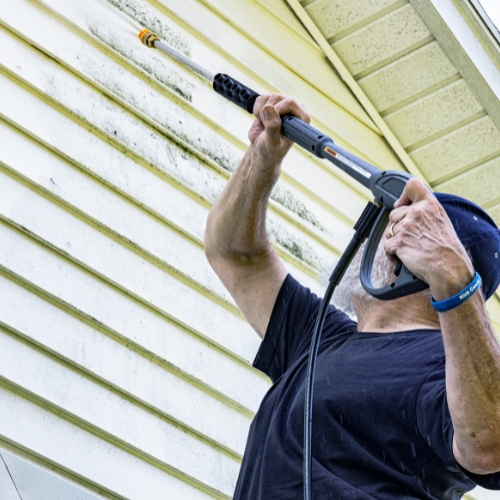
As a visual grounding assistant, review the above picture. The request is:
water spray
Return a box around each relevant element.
[138,29,428,500]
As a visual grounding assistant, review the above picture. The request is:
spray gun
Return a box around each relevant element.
[138,30,429,499]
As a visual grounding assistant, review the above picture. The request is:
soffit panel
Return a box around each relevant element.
[302,0,403,41]
[331,4,432,78]
[358,41,459,114]
[410,116,500,184]
[384,79,484,149]
[436,157,500,209]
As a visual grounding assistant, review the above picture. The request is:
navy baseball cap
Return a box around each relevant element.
[435,193,500,301]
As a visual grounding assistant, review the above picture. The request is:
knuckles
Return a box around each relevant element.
[255,93,310,123]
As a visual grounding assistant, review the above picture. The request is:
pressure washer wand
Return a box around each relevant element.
[138,29,381,188]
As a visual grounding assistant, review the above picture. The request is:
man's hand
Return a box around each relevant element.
[248,94,310,170]
[383,178,474,300]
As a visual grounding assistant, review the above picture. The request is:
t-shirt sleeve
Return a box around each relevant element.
[253,274,355,383]
[415,360,500,490]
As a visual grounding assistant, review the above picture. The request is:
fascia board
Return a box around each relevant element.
[468,0,500,46]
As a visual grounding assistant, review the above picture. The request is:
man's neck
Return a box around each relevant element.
[356,295,440,333]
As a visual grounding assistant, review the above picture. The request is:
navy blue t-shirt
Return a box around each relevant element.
[233,275,500,499]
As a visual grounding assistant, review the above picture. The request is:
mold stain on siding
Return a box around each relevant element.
[103,0,191,56]
[36,1,332,272]
[88,23,194,102]
[271,184,323,230]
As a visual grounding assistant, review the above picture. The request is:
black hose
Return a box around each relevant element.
[303,202,381,499]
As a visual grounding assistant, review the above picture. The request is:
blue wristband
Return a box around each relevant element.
[431,272,482,312]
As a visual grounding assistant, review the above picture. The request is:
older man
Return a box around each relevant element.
[204,94,500,499]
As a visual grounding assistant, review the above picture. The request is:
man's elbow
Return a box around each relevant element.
[455,436,500,474]
[203,228,216,264]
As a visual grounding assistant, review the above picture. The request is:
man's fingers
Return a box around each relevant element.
[387,206,410,238]
[254,94,311,125]
[394,178,433,208]
[273,96,311,124]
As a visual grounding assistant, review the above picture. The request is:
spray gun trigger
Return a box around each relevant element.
[394,259,403,277]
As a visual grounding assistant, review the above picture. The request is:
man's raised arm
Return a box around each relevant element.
[204,95,311,338]
[385,179,500,475]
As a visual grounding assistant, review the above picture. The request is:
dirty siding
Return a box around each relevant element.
[0,0,446,498]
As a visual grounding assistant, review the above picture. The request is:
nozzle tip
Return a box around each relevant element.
[138,29,149,42]
[138,29,160,48]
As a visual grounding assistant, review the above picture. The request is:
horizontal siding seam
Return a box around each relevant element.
[0,317,251,454]
[0,13,379,208]
[0,378,233,499]
[0,65,215,209]
[149,0,379,134]
[5,0,390,207]
[201,0,320,50]
[0,235,265,390]
[0,439,120,500]
[0,335,244,463]
[0,137,325,283]
[0,68,342,275]
[0,45,349,254]
[0,162,242,316]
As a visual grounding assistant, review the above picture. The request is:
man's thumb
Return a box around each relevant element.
[394,178,432,208]
[262,105,281,136]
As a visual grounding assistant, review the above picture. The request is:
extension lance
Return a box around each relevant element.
[138,29,430,500]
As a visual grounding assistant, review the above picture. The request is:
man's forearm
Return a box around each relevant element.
[439,292,500,474]
[384,179,500,474]
[203,94,308,337]
[204,146,279,262]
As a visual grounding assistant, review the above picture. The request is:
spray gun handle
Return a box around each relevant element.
[360,171,429,300]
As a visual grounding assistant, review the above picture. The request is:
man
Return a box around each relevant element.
[204,94,500,499]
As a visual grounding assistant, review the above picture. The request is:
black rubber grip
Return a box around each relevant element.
[213,73,259,114]
[281,115,334,159]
